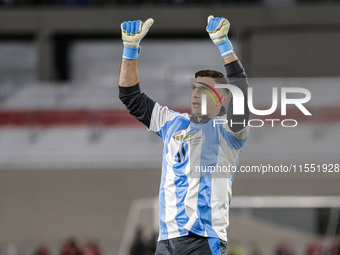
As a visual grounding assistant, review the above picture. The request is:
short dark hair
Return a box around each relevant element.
[195,70,229,95]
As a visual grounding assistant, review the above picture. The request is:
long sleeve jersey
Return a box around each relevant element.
[119,59,250,242]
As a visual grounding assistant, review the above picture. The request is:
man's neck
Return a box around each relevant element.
[194,114,214,124]
[192,107,226,124]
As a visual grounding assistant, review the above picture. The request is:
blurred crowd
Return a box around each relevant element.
[227,238,340,255]
[275,238,340,255]
[32,239,102,255]
[0,0,339,6]
[129,227,158,255]
[129,225,340,255]
[1,235,340,255]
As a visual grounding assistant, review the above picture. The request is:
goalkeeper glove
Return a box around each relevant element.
[121,18,154,60]
[206,15,233,57]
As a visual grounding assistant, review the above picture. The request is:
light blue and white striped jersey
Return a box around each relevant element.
[148,102,249,242]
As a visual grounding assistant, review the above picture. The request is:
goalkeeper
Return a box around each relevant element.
[119,16,249,255]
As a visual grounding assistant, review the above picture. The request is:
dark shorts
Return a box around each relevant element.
[155,232,227,255]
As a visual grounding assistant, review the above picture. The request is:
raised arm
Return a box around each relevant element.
[118,18,153,87]
[207,16,249,133]
[118,19,155,127]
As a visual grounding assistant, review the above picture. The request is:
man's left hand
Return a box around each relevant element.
[206,15,234,57]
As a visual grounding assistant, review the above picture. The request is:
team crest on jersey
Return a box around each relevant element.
[172,129,199,142]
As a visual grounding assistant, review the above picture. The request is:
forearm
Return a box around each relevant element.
[223,52,238,65]
[118,55,154,127]
[119,59,139,87]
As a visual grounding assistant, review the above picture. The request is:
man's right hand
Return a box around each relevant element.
[121,18,154,60]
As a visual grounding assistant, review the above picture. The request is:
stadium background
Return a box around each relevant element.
[0,1,340,255]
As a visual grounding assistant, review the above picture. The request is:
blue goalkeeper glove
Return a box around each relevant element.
[121,18,154,60]
[206,15,233,57]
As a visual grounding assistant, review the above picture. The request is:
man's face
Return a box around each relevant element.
[191,76,227,119]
